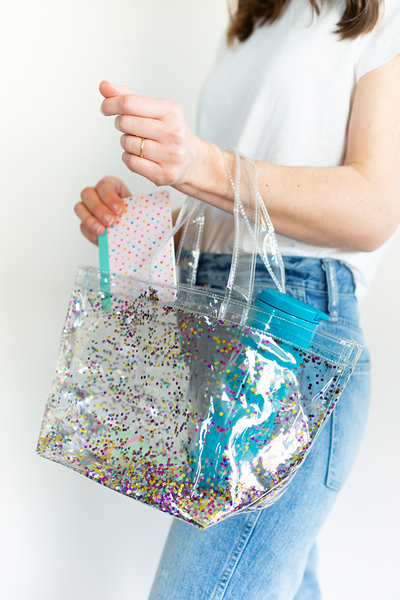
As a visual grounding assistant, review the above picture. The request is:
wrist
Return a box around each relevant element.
[174,138,235,212]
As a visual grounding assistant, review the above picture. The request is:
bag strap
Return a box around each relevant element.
[146,150,286,320]
[223,150,285,296]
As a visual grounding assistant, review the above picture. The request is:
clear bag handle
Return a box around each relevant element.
[223,149,285,297]
[216,149,285,321]
[146,149,286,319]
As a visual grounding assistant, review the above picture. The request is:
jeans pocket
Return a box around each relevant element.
[325,365,371,492]
[304,290,371,371]
[302,289,371,491]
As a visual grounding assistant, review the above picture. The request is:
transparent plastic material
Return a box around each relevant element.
[36,151,363,529]
[168,150,285,312]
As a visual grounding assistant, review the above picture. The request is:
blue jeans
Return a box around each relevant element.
[149,255,371,600]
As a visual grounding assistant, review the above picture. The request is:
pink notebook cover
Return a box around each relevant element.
[102,190,176,300]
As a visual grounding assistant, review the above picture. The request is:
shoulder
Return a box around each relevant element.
[356,0,400,82]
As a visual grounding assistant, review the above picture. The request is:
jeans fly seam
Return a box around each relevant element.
[209,511,261,600]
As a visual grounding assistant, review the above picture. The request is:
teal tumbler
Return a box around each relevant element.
[191,289,330,491]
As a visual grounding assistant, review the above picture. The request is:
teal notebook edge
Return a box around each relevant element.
[98,229,111,311]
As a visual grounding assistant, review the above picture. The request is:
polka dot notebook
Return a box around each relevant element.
[98,190,176,301]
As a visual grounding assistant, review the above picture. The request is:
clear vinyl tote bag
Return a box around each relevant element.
[36,150,362,529]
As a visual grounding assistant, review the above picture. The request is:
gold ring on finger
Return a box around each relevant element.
[140,137,146,159]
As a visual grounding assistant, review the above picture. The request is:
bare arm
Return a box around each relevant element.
[176,53,400,252]
[77,56,400,252]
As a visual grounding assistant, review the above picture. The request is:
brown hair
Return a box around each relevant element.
[227,0,383,44]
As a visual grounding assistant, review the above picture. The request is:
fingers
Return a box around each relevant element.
[114,114,164,140]
[115,114,168,163]
[80,222,99,246]
[76,175,132,245]
[75,201,106,237]
[119,135,165,163]
[77,179,126,239]
[95,179,126,215]
[99,80,196,188]
[78,188,119,230]
[101,93,173,120]
[99,80,134,99]
[100,175,132,203]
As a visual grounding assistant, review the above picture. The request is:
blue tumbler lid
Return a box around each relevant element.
[256,289,330,325]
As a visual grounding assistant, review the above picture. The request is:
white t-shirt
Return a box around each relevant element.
[196,0,400,300]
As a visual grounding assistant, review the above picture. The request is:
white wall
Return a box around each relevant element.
[1,1,399,599]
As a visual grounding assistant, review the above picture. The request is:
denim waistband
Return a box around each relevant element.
[194,254,357,323]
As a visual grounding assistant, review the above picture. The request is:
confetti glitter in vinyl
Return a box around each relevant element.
[36,267,362,529]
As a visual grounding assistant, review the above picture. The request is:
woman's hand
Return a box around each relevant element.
[98,80,234,216]
[74,176,131,245]
[99,80,205,189]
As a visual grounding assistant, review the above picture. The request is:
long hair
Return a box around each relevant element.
[227,0,383,44]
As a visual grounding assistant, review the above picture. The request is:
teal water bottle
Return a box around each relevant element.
[191,289,330,491]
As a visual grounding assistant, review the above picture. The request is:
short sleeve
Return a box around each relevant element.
[355,0,400,82]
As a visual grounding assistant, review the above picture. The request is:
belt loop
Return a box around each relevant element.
[322,259,339,322]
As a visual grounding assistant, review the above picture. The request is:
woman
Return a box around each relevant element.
[75,0,400,597]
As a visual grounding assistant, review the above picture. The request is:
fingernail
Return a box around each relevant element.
[104,214,114,225]
[113,203,123,214]
[94,223,104,235]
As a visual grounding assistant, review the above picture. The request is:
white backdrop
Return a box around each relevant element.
[1,1,399,599]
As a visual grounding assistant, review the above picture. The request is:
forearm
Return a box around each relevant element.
[102,60,400,249]
[176,138,390,253]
